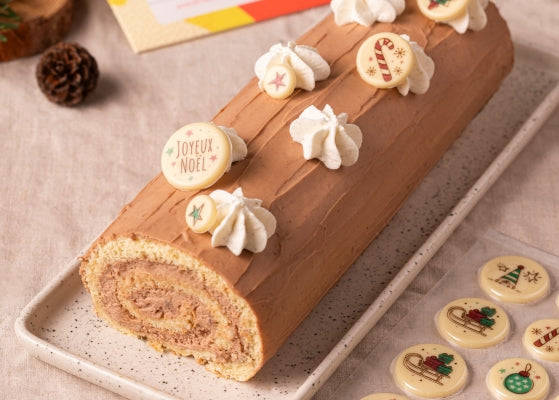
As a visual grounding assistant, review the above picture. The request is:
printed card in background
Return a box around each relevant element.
[106,0,331,53]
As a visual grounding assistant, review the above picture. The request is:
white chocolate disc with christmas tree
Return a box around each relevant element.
[486,358,550,400]
[360,394,409,400]
[436,297,510,348]
[356,32,415,89]
[417,0,469,22]
[523,319,559,362]
[185,195,218,233]
[392,343,468,399]
[262,63,297,99]
[479,255,550,304]
[161,122,232,191]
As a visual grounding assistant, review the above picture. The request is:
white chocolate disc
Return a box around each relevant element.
[556,293,559,309]
[486,358,550,400]
[417,0,469,22]
[262,63,296,99]
[356,32,415,89]
[479,256,550,304]
[185,194,218,233]
[161,122,232,191]
[436,297,510,348]
[360,394,409,400]
[392,343,468,399]
[523,319,559,362]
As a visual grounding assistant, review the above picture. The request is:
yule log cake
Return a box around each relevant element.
[80,1,513,381]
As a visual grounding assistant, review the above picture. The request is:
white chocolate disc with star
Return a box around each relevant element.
[262,63,296,99]
[185,194,218,233]
[486,358,550,400]
[356,32,415,89]
[392,343,468,399]
[360,394,409,400]
[523,319,559,362]
[161,122,232,191]
[436,297,510,349]
[479,255,550,304]
[417,0,469,22]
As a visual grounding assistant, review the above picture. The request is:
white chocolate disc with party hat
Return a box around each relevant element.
[360,394,409,400]
[262,63,296,99]
[436,297,510,348]
[392,343,468,399]
[417,0,469,22]
[356,32,415,89]
[185,194,218,233]
[161,122,232,191]
[479,255,550,304]
[523,319,559,362]
[486,358,550,400]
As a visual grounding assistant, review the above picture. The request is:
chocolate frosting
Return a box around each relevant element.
[84,2,513,371]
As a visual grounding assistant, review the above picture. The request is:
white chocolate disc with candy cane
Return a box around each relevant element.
[478,255,550,304]
[161,122,232,191]
[417,0,469,22]
[356,32,415,89]
[436,297,510,349]
[523,319,559,362]
[486,358,550,400]
[392,343,468,399]
[360,394,409,400]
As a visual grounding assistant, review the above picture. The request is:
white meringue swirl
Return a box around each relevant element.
[254,41,330,92]
[397,34,435,96]
[209,188,277,256]
[216,125,247,170]
[330,0,405,26]
[289,104,363,170]
[446,0,489,34]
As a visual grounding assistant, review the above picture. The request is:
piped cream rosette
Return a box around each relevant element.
[254,41,330,99]
[161,122,247,191]
[289,104,363,170]
[356,32,435,96]
[330,0,405,26]
[185,188,277,256]
[417,0,489,34]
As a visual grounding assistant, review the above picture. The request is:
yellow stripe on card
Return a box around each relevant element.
[186,6,255,32]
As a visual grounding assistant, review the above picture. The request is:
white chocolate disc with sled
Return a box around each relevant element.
[392,343,468,399]
[437,297,510,348]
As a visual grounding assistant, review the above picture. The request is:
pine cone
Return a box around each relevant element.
[36,42,99,106]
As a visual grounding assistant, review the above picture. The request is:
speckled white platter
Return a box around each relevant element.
[15,43,559,400]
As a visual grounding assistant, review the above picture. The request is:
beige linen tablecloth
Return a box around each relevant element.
[1,1,558,399]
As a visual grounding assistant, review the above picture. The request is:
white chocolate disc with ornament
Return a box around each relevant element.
[360,394,409,400]
[523,319,559,362]
[356,32,415,89]
[185,194,218,233]
[436,297,510,349]
[392,343,468,399]
[486,358,550,400]
[479,255,550,304]
[262,63,296,99]
[161,122,232,191]
[417,0,469,22]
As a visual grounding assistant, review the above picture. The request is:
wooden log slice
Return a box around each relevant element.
[0,0,74,62]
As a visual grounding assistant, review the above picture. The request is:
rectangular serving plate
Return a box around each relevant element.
[15,42,559,400]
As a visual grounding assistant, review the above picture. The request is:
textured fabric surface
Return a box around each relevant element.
[1,0,558,399]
